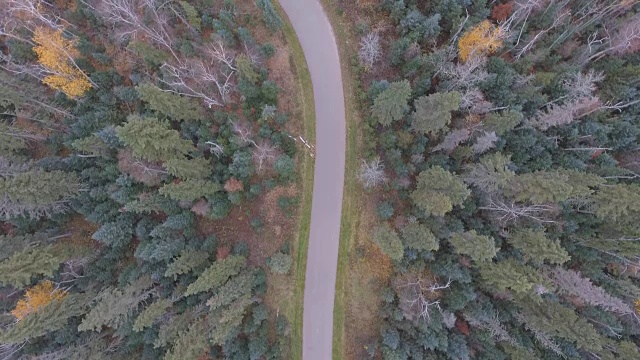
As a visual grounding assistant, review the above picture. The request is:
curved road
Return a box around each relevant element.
[278,1,346,359]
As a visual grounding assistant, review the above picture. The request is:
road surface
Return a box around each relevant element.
[278,1,346,359]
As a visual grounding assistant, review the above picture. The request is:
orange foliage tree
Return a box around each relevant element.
[32,27,92,98]
[11,280,66,320]
[458,20,504,63]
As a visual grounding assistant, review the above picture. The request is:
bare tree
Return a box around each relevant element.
[358,32,381,70]
[472,131,498,154]
[357,157,387,189]
[465,311,517,345]
[550,267,635,316]
[252,139,278,172]
[479,198,558,224]
[530,96,601,131]
[393,273,451,323]
[88,0,179,62]
[432,128,470,153]
[438,55,491,91]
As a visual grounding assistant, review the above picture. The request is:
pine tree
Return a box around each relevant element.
[165,249,210,280]
[0,293,90,344]
[401,222,439,251]
[179,1,202,31]
[0,165,82,219]
[133,298,173,332]
[184,255,246,296]
[209,294,254,345]
[116,115,194,162]
[136,84,205,121]
[482,110,523,135]
[266,252,292,274]
[506,229,569,265]
[11,280,66,320]
[372,80,412,126]
[479,259,546,295]
[206,270,256,310]
[32,27,92,98]
[593,184,640,222]
[449,230,496,262]
[410,166,470,216]
[78,277,154,332]
[164,317,209,360]
[0,232,48,261]
[517,298,604,353]
[372,223,404,261]
[256,0,284,31]
[505,169,603,204]
[411,92,461,135]
[159,179,221,202]
[124,194,180,214]
[463,152,515,194]
[164,157,211,180]
[0,245,65,287]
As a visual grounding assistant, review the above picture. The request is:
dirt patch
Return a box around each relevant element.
[196,184,297,266]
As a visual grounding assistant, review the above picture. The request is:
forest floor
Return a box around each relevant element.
[318,1,393,359]
[199,0,316,357]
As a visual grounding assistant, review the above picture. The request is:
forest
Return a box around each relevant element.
[0,0,305,359]
[338,0,640,359]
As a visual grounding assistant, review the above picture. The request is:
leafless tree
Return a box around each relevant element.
[160,56,235,108]
[479,198,557,224]
[88,0,179,62]
[530,96,601,131]
[438,55,490,91]
[357,157,387,189]
[252,139,278,172]
[393,273,451,323]
[465,311,517,345]
[358,32,381,69]
[205,141,225,158]
[550,267,635,316]
[472,131,498,155]
[432,128,470,153]
[563,70,605,100]
[515,312,566,358]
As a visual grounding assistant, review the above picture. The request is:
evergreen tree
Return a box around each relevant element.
[411,91,461,135]
[164,157,211,180]
[209,294,254,345]
[0,164,82,219]
[206,270,256,310]
[400,222,439,251]
[133,298,173,332]
[0,245,65,287]
[136,84,205,121]
[449,230,496,262]
[479,259,546,295]
[482,110,523,135]
[372,223,404,261]
[78,277,154,332]
[266,252,292,274]
[256,0,283,32]
[0,294,90,344]
[184,255,246,296]
[410,166,470,216]
[116,115,194,162]
[165,249,210,280]
[372,80,412,126]
[506,229,569,265]
[164,317,209,360]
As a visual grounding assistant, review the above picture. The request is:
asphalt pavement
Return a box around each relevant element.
[277,1,346,359]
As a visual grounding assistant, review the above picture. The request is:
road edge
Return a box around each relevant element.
[273,2,316,359]
[315,1,364,359]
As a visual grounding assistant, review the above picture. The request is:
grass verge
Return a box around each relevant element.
[314,1,364,359]
[273,2,316,359]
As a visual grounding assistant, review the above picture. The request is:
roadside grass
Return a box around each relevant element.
[273,2,316,359]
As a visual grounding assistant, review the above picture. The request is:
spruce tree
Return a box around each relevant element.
[410,166,470,216]
[0,245,65,287]
[372,80,412,126]
[116,115,194,162]
[133,298,173,332]
[449,230,496,262]
[165,249,210,280]
[372,223,404,261]
[184,255,246,296]
[163,317,209,360]
[411,91,461,135]
[164,157,211,180]
[401,223,439,251]
[506,229,569,265]
[136,84,205,121]
[159,179,221,202]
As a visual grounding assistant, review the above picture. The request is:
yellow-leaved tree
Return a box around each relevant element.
[33,27,92,98]
[458,20,504,63]
[11,280,66,320]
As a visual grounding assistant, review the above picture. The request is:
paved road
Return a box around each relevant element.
[278,1,346,359]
